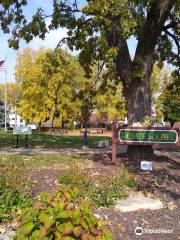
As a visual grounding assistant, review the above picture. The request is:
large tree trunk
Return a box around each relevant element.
[126,76,151,124]
[125,53,155,122]
[106,0,175,164]
[124,54,154,162]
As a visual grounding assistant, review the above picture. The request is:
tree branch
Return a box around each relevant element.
[106,22,132,86]
[91,61,105,89]
[164,29,180,56]
[55,36,72,50]
[163,21,179,30]
[54,18,93,50]
[135,0,176,56]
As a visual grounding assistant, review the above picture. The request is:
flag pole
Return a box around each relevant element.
[4,57,7,131]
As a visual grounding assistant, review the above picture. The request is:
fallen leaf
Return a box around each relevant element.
[167,201,177,210]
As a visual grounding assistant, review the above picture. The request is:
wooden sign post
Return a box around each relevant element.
[112,123,180,164]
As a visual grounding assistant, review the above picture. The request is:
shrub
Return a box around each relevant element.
[14,186,112,239]
[59,165,135,207]
[0,157,31,221]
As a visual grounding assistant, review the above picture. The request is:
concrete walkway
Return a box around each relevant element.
[0,146,112,155]
[0,146,179,159]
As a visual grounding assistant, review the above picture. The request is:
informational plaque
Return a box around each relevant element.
[13,126,32,135]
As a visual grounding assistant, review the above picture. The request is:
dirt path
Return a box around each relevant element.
[0,146,112,155]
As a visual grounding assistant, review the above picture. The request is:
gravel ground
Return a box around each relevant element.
[94,206,180,240]
[0,231,15,240]
[1,146,179,240]
[28,146,180,239]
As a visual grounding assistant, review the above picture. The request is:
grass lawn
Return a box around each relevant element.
[0,152,93,169]
[0,131,111,148]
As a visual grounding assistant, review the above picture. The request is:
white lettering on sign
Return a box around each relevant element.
[13,126,32,135]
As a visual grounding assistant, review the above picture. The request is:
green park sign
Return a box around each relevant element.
[119,129,178,144]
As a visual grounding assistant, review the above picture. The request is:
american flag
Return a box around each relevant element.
[0,60,6,71]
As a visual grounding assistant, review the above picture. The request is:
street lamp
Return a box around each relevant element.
[83,98,89,145]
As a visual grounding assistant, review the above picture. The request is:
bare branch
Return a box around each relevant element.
[41,14,53,20]
[91,61,105,89]
[164,29,180,56]
[106,20,132,86]
[163,18,180,30]
[55,36,72,50]
[136,0,176,55]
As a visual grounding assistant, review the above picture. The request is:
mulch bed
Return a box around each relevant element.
[29,145,180,240]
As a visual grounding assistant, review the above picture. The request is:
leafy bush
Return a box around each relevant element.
[14,186,112,239]
[59,165,135,207]
[0,157,31,221]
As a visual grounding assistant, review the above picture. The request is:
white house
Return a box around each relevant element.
[9,108,25,128]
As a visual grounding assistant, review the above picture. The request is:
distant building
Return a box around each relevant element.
[0,100,9,129]
[9,108,25,128]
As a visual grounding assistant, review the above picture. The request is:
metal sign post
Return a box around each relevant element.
[13,126,32,148]
[16,134,19,148]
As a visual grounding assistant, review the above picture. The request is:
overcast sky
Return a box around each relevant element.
[0,0,137,84]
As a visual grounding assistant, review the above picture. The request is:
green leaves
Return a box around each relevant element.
[0,157,31,222]
[15,47,88,125]
[14,185,112,239]
[39,213,54,229]
[161,73,180,124]
[19,222,35,235]
[59,164,135,207]
[74,226,83,237]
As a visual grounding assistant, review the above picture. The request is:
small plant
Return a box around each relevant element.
[59,165,136,207]
[89,169,136,207]
[14,185,112,239]
[0,157,31,222]
[141,116,155,127]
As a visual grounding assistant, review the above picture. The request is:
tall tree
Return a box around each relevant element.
[0,83,20,104]
[95,83,126,122]
[1,0,179,158]
[15,48,49,123]
[160,72,180,125]
[150,64,171,121]
[1,1,179,119]
[15,47,95,126]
